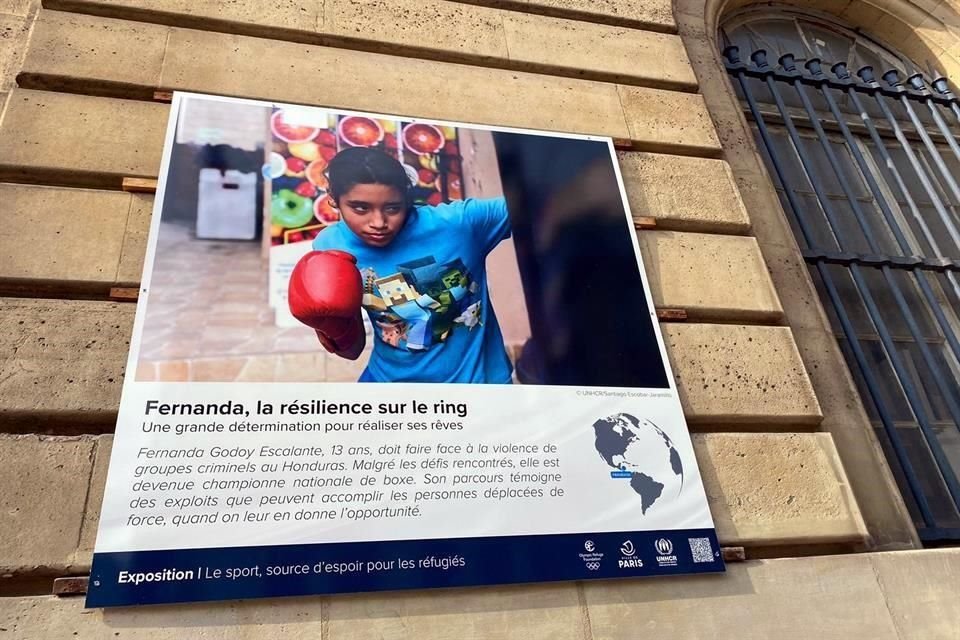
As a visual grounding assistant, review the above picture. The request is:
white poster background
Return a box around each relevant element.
[94,92,716,555]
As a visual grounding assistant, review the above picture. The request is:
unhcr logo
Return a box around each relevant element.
[654,538,678,567]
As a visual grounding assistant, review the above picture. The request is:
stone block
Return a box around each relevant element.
[116,193,153,284]
[325,584,586,639]
[0,595,326,637]
[325,0,510,59]
[0,0,35,16]
[0,89,167,179]
[664,323,822,426]
[871,549,960,640]
[21,12,716,146]
[792,326,919,550]
[501,13,695,87]
[526,0,675,30]
[77,435,112,562]
[12,550,960,637]
[0,301,821,426]
[751,240,827,332]
[617,151,751,233]
[694,432,868,546]
[0,298,132,422]
[583,553,901,640]
[45,0,685,88]
[0,13,29,90]
[23,10,166,87]
[75,429,865,565]
[0,434,94,573]
[637,230,783,322]
[159,25,631,139]
[0,184,132,284]
[47,0,320,33]
[617,85,721,154]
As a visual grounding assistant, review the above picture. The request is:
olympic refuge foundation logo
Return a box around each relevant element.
[579,539,603,571]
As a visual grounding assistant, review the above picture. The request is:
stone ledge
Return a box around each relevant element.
[0,90,167,181]
[618,152,751,234]
[0,184,147,286]
[1,92,738,232]
[499,11,693,86]
[1,184,769,318]
[0,434,95,574]
[637,231,783,322]
[0,12,31,91]
[78,436,112,558]
[5,550,960,637]
[41,0,684,86]
[664,323,822,426]
[871,549,960,639]
[17,12,720,153]
[69,432,866,572]
[583,551,951,640]
[460,0,675,31]
[0,298,132,420]
[0,299,820,425]
[693,432,867,547]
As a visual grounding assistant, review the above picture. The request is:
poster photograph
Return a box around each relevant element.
[85,92,724,608]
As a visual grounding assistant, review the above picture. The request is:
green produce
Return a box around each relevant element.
[272,189,314,228]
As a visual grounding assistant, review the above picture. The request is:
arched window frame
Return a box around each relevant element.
[721,7,960,542]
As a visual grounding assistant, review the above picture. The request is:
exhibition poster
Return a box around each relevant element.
[86,92,724,607]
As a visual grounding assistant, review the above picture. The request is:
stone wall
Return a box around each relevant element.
[1,0,957,637]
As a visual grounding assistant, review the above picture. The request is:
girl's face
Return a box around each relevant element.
[333,183,408,247]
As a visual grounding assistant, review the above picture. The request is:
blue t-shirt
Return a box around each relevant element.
[312,197,513,383]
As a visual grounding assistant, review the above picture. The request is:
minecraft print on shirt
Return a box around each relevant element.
[360,256,481,352]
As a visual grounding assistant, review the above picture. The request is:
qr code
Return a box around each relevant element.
[688,537,715,563]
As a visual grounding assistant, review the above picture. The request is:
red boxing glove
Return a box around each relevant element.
[288,250,365,360]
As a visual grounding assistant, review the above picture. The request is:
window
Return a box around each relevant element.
[722,10,960,541]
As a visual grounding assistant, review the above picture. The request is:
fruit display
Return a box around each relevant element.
[271,189,314,228]
[270,110,322,144]
[265,107,463,246]
[339,116,384,147]
[403,123,444,155]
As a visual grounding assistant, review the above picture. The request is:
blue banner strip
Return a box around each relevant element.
[86,528,724,607]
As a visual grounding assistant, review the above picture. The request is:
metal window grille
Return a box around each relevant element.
[724,45,960,542]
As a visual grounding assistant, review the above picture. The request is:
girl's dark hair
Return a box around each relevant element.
[327,146,410,203]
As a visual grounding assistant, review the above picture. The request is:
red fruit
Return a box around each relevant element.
[270,111,321,144]
[340,116,384,147]
[286,157,307,175]
[443,141,459,156]
[295,181,317,198]
[384,133,397,150]
[418,168,437,184]
[314,196,340,223]
[403,123,444,155]
[319,146,338,162]
[287,231,304,244]
[426,192,443,206]
[316,130,337,147]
